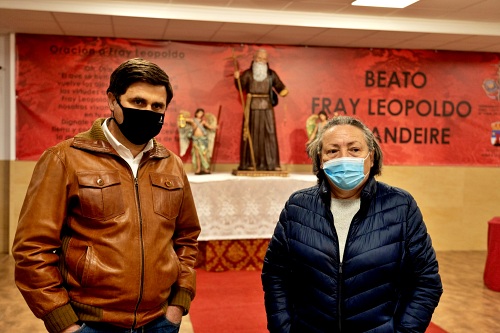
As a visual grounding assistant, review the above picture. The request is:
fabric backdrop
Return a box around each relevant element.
[15,33,500,165]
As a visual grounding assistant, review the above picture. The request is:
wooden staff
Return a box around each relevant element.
[232,49,256,170]
[210,105,222,173]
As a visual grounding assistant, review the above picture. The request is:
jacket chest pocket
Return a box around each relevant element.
[150,173,183,220]
[76,171,125,220]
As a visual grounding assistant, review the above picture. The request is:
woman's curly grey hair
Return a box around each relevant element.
[306,115,383,181]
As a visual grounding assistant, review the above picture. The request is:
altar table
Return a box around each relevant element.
[188,173,317,271]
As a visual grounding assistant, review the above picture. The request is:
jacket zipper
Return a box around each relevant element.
[337,197,366,333]
[131,176,145,330]
[332,209,343,333]
[107,145,155,331]
[329,205,343,333]
[338,262,343,332]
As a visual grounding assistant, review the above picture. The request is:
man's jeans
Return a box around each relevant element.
[74,316,180,333]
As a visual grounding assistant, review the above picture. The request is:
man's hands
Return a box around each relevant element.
[234,70,240,79]
[59,324,80,333]
[57,306,183,333]
[166,305,184,324]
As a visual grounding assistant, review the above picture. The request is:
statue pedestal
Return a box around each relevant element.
[231,169,289,177]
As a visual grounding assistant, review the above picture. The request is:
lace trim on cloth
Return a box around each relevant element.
[188,173,316,241]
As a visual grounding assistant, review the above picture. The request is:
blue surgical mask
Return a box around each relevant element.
[322,153,370,191]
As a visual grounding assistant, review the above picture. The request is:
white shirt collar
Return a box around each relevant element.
[101,118,154,177]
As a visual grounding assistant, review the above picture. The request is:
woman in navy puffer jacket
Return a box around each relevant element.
[262,116,442,333]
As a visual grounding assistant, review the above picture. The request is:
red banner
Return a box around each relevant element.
[16,34,500,165]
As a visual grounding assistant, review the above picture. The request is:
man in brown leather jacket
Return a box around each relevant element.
[12,58,201,333]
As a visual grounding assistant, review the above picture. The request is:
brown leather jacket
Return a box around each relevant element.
[12,118,201,333]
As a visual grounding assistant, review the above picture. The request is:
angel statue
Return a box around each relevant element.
[305,110,329,145]
[178,108,217,175]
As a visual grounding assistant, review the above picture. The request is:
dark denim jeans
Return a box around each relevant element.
[74,316,180,333]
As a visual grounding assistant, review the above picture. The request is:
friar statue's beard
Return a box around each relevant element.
[252,62,268,82]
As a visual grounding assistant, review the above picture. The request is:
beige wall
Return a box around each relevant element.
[0,160,9,253]
[8,160,32,254]
[377,166,500,251]
[4,161,500,253]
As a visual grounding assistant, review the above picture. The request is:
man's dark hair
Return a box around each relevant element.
[106,58,174,105]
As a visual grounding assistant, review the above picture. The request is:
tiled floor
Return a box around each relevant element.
[432,251,500,333]
[1,251,499,332]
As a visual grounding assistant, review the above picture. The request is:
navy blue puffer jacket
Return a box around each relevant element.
[262,177,442,333]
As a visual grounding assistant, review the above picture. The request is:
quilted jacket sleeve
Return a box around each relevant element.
[395,195,443,332]
[262,202,293,333]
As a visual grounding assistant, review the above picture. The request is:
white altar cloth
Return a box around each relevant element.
[187,173,317,241]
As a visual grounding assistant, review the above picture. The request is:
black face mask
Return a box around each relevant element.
[113,98,164,145]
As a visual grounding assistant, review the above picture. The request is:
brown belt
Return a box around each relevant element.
[251,94,269,98]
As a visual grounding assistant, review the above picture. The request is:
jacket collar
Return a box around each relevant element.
[72,118,171,159]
